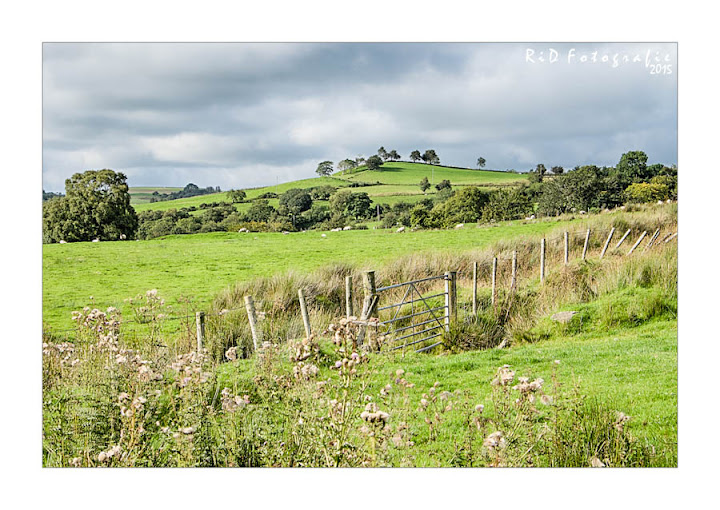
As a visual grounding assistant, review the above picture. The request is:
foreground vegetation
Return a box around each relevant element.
[43,205,677,467]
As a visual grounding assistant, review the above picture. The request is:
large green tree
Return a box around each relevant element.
[42,169,138,243]
[409,150,422,163]
[616,151,649,183]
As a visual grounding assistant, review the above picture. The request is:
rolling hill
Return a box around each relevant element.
[131,162,527,213]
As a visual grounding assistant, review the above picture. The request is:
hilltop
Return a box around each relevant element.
[132,162,527,213]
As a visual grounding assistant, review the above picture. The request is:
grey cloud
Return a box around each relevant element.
[42,42,676,191]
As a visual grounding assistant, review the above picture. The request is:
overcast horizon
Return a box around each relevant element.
[42,42,677,192]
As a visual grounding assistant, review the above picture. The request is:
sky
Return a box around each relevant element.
[42,42,677,192]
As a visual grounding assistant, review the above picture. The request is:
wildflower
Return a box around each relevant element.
[439,391,452,401]
[590,456,605,468]
[395,369,405,377]
[614,412,631,432]
[181,426,196,435]
[475,404,485,413]
[492,366,515,386]
[334,360,342,369]
[70,457,82,467]
[553,360,561,365]
[420,398,429,409]
[483,431,507,451]
[540,395,553,405]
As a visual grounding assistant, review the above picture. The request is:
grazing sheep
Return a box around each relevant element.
[59,240,67,244]
[343,226,352,231]
[92,238,100,242]
[321,233,327,238]
[396,227,405,233]
[455,223,464,229]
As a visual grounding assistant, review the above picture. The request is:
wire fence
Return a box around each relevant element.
[43,225,677,349]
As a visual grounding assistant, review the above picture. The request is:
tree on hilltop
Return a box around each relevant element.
[378,147,388,161]
[410,150,422,163]
[388,149,401,161]
[422,150,440,165]
[316,161,334,177]
[337,159,358,172]
[366,155,384,171]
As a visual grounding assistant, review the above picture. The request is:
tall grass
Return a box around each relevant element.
[207,204,677,358]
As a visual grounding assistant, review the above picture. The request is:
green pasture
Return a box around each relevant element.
[338,161,526,185]
[42,217,578,330]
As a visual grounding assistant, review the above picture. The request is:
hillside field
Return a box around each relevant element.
[131,163,527,213]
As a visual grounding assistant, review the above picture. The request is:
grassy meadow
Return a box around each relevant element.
[43,215,581,331]
[44,160,677,467]
[42,207,677,466]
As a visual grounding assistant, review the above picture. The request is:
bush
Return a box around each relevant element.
[624,182,669,203]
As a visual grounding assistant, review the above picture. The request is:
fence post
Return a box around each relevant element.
[582,229,591,260]
[664,232,677,244]
[600,227,616,259]
[644,228,661,251]
[376,204,381,222]
[444,271,457,331]
[614,229,631,250]
[298,288,312,339]
[345,275,354,319]
[511,250,517,291]
[361,270,378,319]
[540,238,546,284]
[628,231,647,255]
[195,311,205,353]
[564,231,569,265]
[472,261,478,316]
[244,295,261,351]
[491,257,498,307]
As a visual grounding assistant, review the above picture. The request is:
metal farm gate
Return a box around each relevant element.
[357,271,457,353]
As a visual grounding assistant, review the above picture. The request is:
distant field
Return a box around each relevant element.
[132,163,527,213]
[42,217,579,330]
[338,161,526,185]
[129,187,183,205]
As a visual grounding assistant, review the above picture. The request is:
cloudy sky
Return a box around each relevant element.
[42,42,677,192]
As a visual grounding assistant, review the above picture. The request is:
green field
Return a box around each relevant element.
[129,187,183,205]
[43,217,578,330]
[131,163,527,213]
[338,162,525,185]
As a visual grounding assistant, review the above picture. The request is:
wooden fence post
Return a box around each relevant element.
[298,288,312,339]
[540,238,546,284]
[582,229,591,260]
[628,231,647,255]
[244,295,261,351]
[600,227,616,259]
[444,271,457,331]
[361,270,378,319]
[644,228,661,251]
[195,311,205,353]
[564,231,569,265]
[376,204,381,222]
[345,275,354,319]
[664,232,678,244]
[511,250,518,291]
[614,229,632,250]
[491,257,498,307]
[472,262,478,315]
